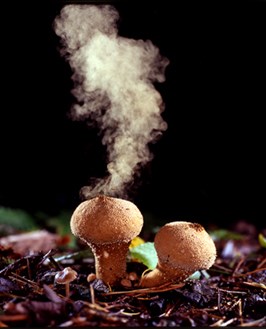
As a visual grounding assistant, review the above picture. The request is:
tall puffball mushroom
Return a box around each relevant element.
[140,221,217,288]
[70,195,143,286]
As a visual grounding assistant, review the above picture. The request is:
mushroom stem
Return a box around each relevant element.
[65,282,70,298]
[140,263,193,288]
[91,241,130,286]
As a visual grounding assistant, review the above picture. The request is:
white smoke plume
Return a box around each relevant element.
[53,4,169,200]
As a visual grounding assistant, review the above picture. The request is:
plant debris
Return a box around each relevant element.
[0,221,266,327]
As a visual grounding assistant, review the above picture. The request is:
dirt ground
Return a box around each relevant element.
[0,220,265,327]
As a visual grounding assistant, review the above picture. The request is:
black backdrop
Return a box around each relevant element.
[0,1,265,229]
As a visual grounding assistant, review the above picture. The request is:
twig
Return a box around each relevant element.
[220,317,237,327]
[9,272,42,294]
[9,272,39,287]
[0,254,43,276]
[210,318,225,327]
[217,288,247,295]
[234,267,266,277]
[48,255,63,271]
[26,258,32,280]
[0,321,8,327]
[211,317,237,327]
[232,257,245,276]
[243,281,266,290]
[0,315,28,322]
[102,282,185,296]
[211,264,233,274]
[257,257,266,269]
[238,316,266,327]
[79,300,109,313]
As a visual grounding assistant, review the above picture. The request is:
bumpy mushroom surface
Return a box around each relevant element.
[140,221,216,287]
[70,195,143,286]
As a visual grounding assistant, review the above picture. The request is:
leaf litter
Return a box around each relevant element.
[0,221,265,327]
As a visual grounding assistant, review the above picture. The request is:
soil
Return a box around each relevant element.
[0,221,265,327]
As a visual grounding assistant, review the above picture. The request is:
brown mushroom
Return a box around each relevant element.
[54,267,78,297]
[70,195,143,286]
[140,221,217,287]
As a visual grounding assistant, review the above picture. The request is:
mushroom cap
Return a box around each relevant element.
[54,267,78,284]
[70,195,143,245]
[154,221,216,272]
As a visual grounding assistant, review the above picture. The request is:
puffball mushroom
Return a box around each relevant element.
[70,195,143,286]
[140,221,217,288]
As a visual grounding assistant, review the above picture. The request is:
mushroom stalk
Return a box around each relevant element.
[140,261,194,288]
[65,282,70,298]
[91,242,130,285]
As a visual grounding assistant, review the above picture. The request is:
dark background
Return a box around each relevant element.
[0,0,265,229]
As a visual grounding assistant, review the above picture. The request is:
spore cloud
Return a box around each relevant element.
[54,4,169,199]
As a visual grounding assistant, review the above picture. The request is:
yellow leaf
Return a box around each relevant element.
[129,236,145,249]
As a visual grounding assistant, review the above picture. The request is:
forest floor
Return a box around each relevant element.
[0,219,266,327]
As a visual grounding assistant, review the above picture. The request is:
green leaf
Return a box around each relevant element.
[209,229,243,241]
[258,233,266,248]
[188,271,201,280]
[129,242,158,270]
[188,270,210,280]
[46,210,76,248]
[0,207,38,231]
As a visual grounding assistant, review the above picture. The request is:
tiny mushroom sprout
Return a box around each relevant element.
[54,267,78,298]
[70,195,144,286]
[140,221,217,288]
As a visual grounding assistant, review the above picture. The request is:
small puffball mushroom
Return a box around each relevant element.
[140,221,217,288]
[70,195,143,286]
